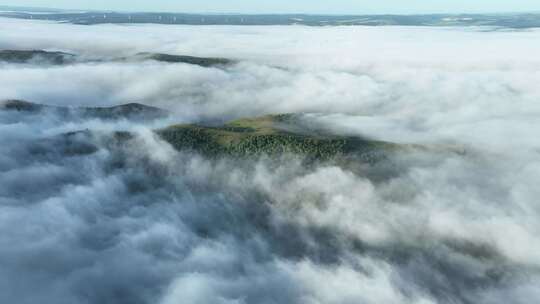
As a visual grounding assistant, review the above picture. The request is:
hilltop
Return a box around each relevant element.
[0,49,234,67]
[2,100,410,162]
[132,52,233,67]
[157,114,399,162]
[1,100,168,120]
[0,49,75,65]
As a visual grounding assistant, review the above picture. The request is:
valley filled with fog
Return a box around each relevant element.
[1,17,540,304]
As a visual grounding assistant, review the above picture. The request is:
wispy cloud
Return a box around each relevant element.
[1,18,539,304]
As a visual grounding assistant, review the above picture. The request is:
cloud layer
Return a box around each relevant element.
[1,18,540,304]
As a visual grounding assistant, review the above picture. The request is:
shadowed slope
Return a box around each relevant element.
[0,49,76,65]
[1,100,168,120]
[133,52,234,67]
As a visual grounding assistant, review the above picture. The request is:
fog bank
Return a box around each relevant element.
[1,18,539,304]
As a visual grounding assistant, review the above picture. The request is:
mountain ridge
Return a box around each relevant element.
[2,100,401,161]
[1,99,168,120]
[0,49,234,67]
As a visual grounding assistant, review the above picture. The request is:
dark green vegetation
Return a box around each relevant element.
[0,49,234,68]
[2,100,405,162]
[0,49,76,65]
[82,102,168,120]
[134,52,233,67]
[157,114,400,162]
[1,99,168,121]
[1,99,46,112]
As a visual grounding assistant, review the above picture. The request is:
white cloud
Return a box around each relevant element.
[1,18,540,304]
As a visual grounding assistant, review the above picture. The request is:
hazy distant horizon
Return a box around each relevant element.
[2,1,540,15]
[2,6,539,28]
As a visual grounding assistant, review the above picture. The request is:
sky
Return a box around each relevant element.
[3,0,540,14]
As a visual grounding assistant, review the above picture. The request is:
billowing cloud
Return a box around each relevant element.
[1,17,540,304]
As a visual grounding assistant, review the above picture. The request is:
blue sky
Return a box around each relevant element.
[4,0,540,14]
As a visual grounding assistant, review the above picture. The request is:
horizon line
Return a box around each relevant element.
[1,5,540,16]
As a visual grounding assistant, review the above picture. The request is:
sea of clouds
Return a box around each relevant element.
[1,17,540,304]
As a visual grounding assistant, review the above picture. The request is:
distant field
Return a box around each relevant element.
[1,9,540,27]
